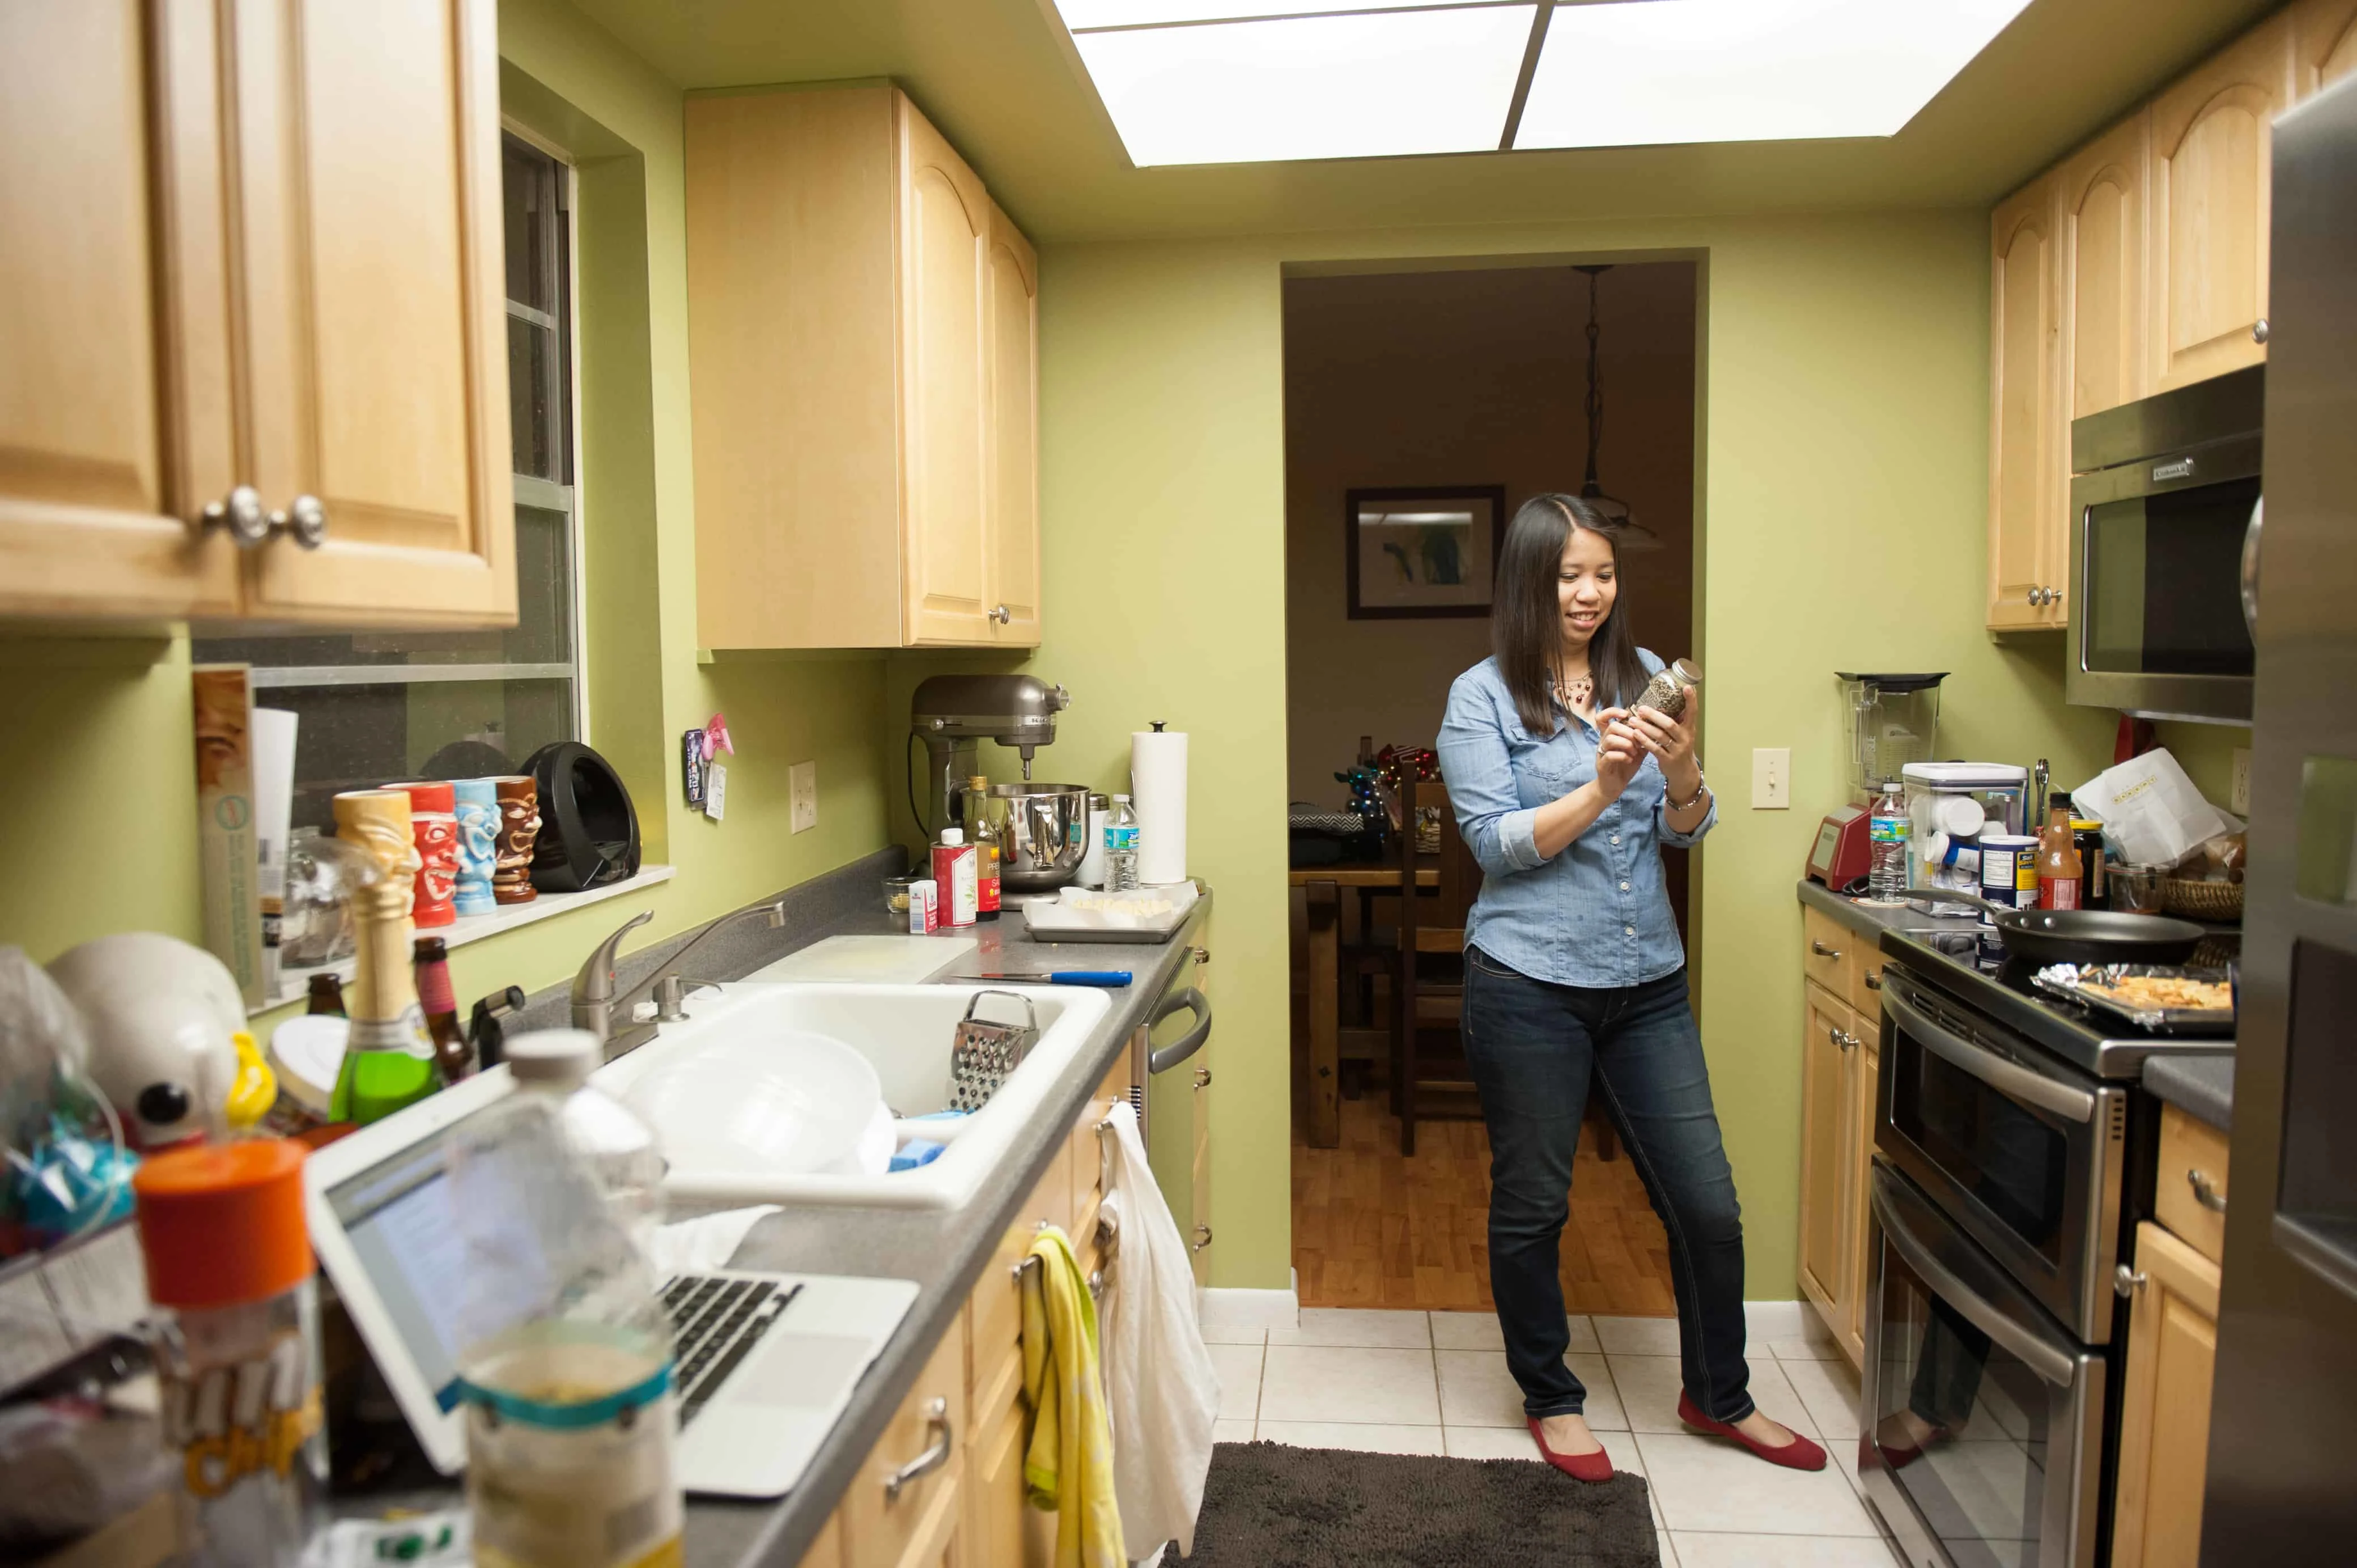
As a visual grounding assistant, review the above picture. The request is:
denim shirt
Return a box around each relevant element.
[1436,650,1717,989]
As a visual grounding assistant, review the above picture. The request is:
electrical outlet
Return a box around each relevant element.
[2232,747,2251,815]
[789,760,817,834]
[1752,747,1791,810]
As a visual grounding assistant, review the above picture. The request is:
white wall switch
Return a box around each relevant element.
[2232,747,2251,815]
[1752,747,1791,810]
[789,760,817,833]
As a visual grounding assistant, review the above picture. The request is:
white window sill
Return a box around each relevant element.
[255,864,677,1017]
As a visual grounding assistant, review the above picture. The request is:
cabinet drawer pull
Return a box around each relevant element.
[882,1397,952,1501]
[2188,1168,2228,1214]
[1089,1267,1106,1301]
[1194,1065,1212,1089]
[1864,971,1882,991]
[2114,1264,2147,1297]
[1811,940,1842,959]
[1191,1223,1213,1253]
[1191,945,1210,966]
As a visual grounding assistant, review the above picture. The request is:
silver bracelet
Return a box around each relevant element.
[1667,771,1709,812]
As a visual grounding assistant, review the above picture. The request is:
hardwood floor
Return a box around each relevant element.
[1292,1086,1677,1316]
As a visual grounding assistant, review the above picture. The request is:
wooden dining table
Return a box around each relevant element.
[1292,855,1438,1148]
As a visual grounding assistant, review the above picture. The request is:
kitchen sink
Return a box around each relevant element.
[590,981,1111,1210]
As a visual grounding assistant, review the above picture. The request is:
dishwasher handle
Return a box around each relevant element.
[1148,987,1212,1075]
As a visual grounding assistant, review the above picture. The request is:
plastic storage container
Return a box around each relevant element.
[1901,762,2028,889]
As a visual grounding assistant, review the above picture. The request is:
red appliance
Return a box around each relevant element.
[1806,805,1874,891]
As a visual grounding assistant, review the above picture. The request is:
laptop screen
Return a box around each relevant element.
[324,1099,540,1413]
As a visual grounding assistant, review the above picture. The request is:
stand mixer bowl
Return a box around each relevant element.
[989,783,1089,893]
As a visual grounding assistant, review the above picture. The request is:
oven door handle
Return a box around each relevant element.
[1882,987,2096,1124]
[2240,495,2263,641]
[1872,1175,2077,1387]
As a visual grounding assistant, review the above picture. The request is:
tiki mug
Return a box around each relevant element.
[387,780,458,928]
[493,775,541,904]
[329,790,437,1123]
[452,779,499,917]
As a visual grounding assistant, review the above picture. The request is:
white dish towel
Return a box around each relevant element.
[1097,1099,1218,1563]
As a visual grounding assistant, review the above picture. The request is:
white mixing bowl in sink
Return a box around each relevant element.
[623,1029,882,1178]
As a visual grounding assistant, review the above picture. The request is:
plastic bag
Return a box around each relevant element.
[2071,750,2231,870]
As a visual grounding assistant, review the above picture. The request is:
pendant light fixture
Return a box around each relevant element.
[1572,263,1655,546]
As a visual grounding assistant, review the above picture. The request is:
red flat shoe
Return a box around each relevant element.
[1676,1391,1828,1472]
[1526,1416,1615,1482]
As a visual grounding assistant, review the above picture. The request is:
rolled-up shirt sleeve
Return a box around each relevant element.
[1657,784,1718,848]
[1437,675,1547,876]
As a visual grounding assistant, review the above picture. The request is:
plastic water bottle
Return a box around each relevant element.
[1105,794,1141,891]
[502,1029,665,1255]
[1870,781,1911,898]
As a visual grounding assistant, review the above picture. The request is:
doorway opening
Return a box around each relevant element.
[1282,259,1701,1313]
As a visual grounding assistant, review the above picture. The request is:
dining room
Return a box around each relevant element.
[1282,257,1701,1315]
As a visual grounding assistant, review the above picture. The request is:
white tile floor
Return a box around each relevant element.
[1209,1306,1903,1567]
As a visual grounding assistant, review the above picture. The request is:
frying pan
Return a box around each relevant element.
[1908,890,2206,966]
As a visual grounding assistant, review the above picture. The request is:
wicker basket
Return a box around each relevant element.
[2162,877,2244,921]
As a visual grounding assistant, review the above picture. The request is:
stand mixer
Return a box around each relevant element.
[910,674,1088,891]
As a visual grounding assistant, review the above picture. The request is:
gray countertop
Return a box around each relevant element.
[327,852,1211,1567]
[1795,877,1953,939]
[2141,1052,2234,1131]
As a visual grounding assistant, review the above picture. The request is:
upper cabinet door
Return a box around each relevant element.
[2062,112,2150,422]
[2149,12,2295,393]
[0,0,240,622]
[984,201,1041,648]
[2294,0,2357,94]
[898,94,991,647]
[1988,174,2064,630]
[228,0,514,627]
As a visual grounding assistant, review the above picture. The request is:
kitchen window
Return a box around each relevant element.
[194,131,585,833]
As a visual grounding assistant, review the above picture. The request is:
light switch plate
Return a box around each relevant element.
[2232,748,2251,815]
[1752,747,1791,810]
[789,760,817,833]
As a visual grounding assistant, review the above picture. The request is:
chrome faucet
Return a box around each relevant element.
[571,898,790,1053]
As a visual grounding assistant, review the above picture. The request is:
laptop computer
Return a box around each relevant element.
[303,1068,918,1499]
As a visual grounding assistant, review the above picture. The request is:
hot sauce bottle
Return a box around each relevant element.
[2037,802,2084,911]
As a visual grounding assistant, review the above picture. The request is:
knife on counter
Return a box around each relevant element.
[954,970,1132,987]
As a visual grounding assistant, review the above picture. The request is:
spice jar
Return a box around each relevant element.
[1635,658,1701,719]
[134,1138,323,1565]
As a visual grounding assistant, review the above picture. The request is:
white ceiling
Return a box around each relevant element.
[1052,0,2036,168]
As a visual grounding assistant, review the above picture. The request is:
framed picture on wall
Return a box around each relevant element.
[1344,486,1507,619]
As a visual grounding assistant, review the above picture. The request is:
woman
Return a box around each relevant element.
[1436,492,1824,1481]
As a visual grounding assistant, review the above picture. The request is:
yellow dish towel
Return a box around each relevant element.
[1021,1226,1123,1568]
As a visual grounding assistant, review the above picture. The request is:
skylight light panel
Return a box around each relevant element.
[1070,6,1537,166]
[1055,0,1458,27]
[1514,0,2032,150]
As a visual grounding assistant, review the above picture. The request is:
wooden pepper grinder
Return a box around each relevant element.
[329,789,438,1125]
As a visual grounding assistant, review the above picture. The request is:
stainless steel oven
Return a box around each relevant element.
[2066,364,2262,724]
[1861,1159,2109,1568]
[1875,966,2128,1345]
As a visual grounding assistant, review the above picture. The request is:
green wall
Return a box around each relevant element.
[996,211,2130,1294]
[0,0,891,1048]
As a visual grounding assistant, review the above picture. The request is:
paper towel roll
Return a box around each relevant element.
[1131,728,1188,886]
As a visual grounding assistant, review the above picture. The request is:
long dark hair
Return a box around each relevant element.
[1492,492,1646,736]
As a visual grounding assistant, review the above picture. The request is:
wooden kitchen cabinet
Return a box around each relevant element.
[0,0,515,630]
[1986,172,2067,631]
[2294,0,2357,92]
[2110,1219,2222,1568]
[2061,113,2150,423]
[1798,920,1883,1367]
[2148,12,2294,393]
[685,84,1043,651]
[840,1315,968,1568]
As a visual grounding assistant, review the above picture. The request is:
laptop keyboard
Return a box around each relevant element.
[662,1273,801,1428]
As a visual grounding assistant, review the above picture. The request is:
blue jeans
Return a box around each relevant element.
[1462,945,1755,1423]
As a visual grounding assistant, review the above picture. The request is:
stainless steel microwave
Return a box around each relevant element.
[2066,364,2262,724]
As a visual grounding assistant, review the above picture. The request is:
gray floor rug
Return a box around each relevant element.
[1183,1440,1659,1566]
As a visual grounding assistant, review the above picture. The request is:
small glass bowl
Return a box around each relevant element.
[2110,863,2168,915]
[884,874,926,914]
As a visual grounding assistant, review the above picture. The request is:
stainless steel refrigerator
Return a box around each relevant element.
[2199,67,2357,1563]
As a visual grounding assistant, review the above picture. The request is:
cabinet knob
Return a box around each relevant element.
[2114,1263,2147,1297]
[197,485,269,546]
[1194,1065,1212,1089]
[1191,1223,1213,1253]
[989,604,1012,624]
[2047,587,2064,609]
[2253,318,2270,345]
[1865,971,1883,991]
[271,494,328,549]
[1192,945,1210,966]
[2028,585,2048,606]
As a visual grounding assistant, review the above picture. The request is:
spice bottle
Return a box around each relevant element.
[967,776,1003,921]
[134,1139,324,1566]
[2037,801,2084,910]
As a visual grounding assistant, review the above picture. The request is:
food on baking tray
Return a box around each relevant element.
[2079,972,2233,1012]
